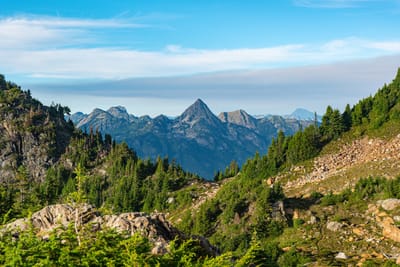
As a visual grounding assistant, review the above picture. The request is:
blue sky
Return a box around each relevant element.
[1,0,400,116]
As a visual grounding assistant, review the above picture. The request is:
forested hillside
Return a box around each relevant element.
[171,68,400,265]
[1,69,400,265]
[0,74,202,221]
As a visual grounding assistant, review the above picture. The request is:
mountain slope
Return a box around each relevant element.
[2,69,400,265]
[281,134,400,197]
[71,100,313,179]
[0,81,74,182]
[169,68,400,265]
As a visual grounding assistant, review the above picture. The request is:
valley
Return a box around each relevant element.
[1,1,400,265]
[1,69,400,265]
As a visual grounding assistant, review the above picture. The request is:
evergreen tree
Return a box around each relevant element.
[0,74,6,90]
[342,104,352,130]
[320,106,345,142]
[68,163,88,247]
[236,232,269,267]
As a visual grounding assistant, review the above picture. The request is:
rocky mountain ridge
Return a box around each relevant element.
[71,99,315,178]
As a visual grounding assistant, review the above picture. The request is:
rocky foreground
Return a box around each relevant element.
[2,204,216,256]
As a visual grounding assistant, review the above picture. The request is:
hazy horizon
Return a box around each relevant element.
[1,0,400,116]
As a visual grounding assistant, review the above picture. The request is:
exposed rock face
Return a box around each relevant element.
[31,204,97,231]
[0,89,73,183]
[218,109,258,129]
[72,100,313,179]
[0,121,52,179]
[3,204,216,255]
[272,200,287,221]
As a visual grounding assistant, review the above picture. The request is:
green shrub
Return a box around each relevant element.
[293,218,305,228]
[277,248,311,267]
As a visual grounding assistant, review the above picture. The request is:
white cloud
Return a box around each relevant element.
[366,41,400,53]
[24,52,398,136]
[0,16,145,49]
[28,54,400,116]
[0,15,399,80]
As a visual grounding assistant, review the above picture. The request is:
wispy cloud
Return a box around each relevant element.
[29,55,400,116]
[294,0,381,8]
[0,16,146,49]
[0,15,399,80]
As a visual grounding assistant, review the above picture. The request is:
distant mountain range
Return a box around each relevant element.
[70,99,316,179]
[286,108,322,121]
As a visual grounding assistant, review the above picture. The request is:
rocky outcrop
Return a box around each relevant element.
[283,135,400,196]
[2,204,217,255]
[0,120,52,180]
[31,204,97,231]
[0,87,73,183]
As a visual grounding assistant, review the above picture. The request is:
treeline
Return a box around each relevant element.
[0,75,74,160]
[0,128,201,221]
[240,68,400,180]
[63,130,200,213]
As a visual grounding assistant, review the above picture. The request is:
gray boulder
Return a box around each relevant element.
[380,199,400,211]
[335,252,348,259]
[326,221,343,232]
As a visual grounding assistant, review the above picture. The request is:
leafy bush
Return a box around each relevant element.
[293,218,305,228]
[320,191,348,206]
[277,248,311,267]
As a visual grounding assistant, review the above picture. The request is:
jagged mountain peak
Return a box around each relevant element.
[81,108,109,121]
[184,99,210,114]
[287,108,321,121]
[178,99,219,125]
[70,99,314,178]
[218,109,257,129]
[194,98,206,105]
[76,108,114,129]
[87,108,110,118]
[154,114,170,121]
[107,106,130,121]
[107,106,128,115]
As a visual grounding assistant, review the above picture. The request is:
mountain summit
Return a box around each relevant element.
[71,100,313,178]
[178,99,220,127]
[287,108,321,121]
[218,109,258,129]
[107,106,130,120]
